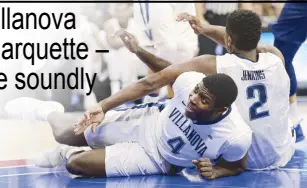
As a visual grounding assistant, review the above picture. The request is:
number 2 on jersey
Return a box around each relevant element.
[246,84,269,121]
[167,136,185,154]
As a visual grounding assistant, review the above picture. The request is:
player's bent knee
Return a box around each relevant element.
[66,158,83,176]
[66,153,91,176]
[66,149,107,177]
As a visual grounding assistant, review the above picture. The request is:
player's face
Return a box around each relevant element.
[185,82,215,120]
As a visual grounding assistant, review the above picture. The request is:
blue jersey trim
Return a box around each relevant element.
[114,102,165,112]
[234,54,259,63]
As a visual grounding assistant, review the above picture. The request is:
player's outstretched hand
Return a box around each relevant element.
[176,12,209,35]
[74,104,105,135]
[192,158,217,180]
[114,29,140,53]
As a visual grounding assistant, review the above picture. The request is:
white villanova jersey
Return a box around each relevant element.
[216,53,294,169]
[156,72,252,167]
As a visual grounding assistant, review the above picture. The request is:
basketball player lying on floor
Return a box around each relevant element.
[5,72,252,180]
[109,9,295,170]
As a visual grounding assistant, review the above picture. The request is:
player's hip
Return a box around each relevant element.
[84,101,166,148]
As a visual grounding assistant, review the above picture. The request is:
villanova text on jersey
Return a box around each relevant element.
[169,107,207,157]
[241,70,266,81]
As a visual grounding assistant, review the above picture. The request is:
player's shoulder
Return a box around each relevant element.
[215,53,237,68]
[257,44,285,65]
[172,72,205,93]
[227,105,252,132]
[176,71,205,80]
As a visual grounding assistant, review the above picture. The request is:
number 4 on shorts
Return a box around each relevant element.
[167,136,186,154]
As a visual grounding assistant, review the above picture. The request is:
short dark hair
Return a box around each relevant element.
[226,10,262,51]
[202,74,238,108]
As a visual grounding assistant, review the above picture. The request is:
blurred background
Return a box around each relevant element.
[0,2,306,114]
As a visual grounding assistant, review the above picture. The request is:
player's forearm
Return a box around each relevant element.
[99,74,167,112]
[212,165,245,179]
[200,24,227,48]
[135,46,172,72]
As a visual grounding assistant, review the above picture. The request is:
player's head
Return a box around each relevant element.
[185,74,238,121]
[225,10,262,53]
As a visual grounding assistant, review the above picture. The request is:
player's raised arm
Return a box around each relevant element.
[115,30,173,73]
[176,12,227,48]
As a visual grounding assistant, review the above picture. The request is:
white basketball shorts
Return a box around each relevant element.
[84,102,171,177]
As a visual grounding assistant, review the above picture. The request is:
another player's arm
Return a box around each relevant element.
[256,43,285,66]
[176,13,226,47]
[135,46,173,72]
[100,55,217,113]
[116,30,172,73]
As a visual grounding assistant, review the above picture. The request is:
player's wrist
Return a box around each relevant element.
[98,100,108,114]
[135,45,142,54]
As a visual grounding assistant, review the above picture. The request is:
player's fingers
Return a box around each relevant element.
[91,122,100,133]
[200,172,213,178]
[192,160,199,165]
[74,126,84,135]
[75,117,85,127]
[84,111,91,121]
[114,29,126,38]
[198,161,211,168]
[200,167,212,172]
[116,30,130,42]
[176,12,190,21]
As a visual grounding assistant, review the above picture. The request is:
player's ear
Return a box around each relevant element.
[227,36,232,47]
[216,107,228,114]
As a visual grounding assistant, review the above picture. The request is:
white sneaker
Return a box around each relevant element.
[34,145,68,168]
[4,97,64,121]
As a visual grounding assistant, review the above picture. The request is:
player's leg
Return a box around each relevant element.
[35,106,149,168]
[47,112,87,146]
[4,97,64,122]
[4,97,87,146]
[66,147,106,177]
[270,3,307,142]
[36,142,169,177]
[66,142,169,177]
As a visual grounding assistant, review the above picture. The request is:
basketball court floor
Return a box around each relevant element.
[0,97,306,188]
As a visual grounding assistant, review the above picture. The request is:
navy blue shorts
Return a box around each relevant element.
[270,3,307,42]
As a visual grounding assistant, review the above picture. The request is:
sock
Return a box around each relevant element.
[289,101,302,127]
